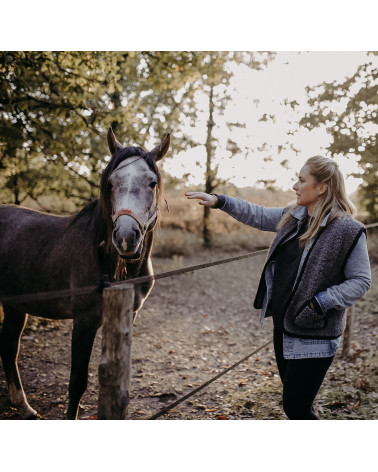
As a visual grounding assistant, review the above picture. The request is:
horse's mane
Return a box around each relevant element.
[68,199,104,248]
[70,145,163,282]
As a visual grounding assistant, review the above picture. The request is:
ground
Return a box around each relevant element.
[0,249,377,420]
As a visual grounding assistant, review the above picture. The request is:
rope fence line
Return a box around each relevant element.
[365,222,378,229]
[0,249,269,305]
[148,338,273,420]
[2,220,378,306]
[1,221,377,306]
[0,222,378,303]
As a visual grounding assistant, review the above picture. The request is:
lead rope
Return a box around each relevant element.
[147,338,273,420]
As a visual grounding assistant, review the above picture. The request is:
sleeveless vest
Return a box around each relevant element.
[254,213,366,339]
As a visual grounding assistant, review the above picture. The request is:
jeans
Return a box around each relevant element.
[273,330,334,420]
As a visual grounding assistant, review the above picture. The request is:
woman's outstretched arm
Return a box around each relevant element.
[185,191,285,232]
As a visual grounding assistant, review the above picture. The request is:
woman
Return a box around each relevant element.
[185,155,371,420]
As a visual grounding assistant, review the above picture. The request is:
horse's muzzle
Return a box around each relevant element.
[120,242,143,260]
[112,218,143,258]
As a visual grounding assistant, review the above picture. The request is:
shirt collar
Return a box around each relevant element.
[290,205,329,227]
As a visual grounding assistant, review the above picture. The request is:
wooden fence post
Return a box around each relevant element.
[342,305,355,358]
[98,285,134,420]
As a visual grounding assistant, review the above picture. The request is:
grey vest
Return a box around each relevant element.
[254,213,366,339]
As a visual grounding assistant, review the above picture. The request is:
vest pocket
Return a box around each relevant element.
[294,303,326,329]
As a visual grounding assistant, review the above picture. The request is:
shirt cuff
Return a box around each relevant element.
[212,194,226,209]
[314,291,333,313]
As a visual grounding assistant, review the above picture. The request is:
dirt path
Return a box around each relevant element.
[1,251,377,420]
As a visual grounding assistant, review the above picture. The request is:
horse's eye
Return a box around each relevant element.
[149,181,157,189]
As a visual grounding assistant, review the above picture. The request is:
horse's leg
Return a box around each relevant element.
[0,306,37,418]
[66,316,99,420]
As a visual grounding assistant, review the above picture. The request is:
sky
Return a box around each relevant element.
[164,51,377,195]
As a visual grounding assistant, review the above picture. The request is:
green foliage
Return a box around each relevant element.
[0,51,208,208]
[0,51,275,215]
[300,53,378,220]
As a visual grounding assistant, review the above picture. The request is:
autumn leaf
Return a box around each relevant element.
[216,414,230,420]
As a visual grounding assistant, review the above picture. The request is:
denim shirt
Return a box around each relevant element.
[219,196,371,359]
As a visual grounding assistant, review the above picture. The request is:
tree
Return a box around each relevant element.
[178,52,274,247]
[0,51,204,208]
[0,52,121,206]
[299,53,378,220]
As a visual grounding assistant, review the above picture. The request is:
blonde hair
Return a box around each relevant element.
[278,155,356,245]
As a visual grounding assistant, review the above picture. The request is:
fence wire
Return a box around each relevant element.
[148,339,273,420]
[1,221,377,305]
[0,249,269,305]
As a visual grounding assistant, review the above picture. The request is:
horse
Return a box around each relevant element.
[0,128,170,419]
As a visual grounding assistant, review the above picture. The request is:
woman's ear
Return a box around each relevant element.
[318,183,328,195]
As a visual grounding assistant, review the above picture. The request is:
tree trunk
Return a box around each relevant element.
[203,85,215,248]
[12,174,20,205]
[14,188,20,206]
[98,285,134,419]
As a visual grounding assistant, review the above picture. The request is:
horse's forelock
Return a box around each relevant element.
[100,147,145,217]
[102,146,146,185]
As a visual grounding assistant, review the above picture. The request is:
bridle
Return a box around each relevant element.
[111,155,159,234]
[112,205,158,233]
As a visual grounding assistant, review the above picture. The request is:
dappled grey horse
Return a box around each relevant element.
[0,128,170,419]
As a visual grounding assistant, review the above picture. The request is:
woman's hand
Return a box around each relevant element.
[185,192,218,208]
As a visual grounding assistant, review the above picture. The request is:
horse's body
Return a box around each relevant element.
[0,129,170,419]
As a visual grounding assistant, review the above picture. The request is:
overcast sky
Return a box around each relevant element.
[165,51,376,195]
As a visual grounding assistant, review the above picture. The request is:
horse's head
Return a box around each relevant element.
[101,128,170,259]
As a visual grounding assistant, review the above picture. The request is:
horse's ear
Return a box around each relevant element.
[107,127,123,155]
[150,133,170,162]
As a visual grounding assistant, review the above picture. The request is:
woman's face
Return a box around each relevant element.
[293,165,326,215]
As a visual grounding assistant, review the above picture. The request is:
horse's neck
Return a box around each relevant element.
[70,199,107,245]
